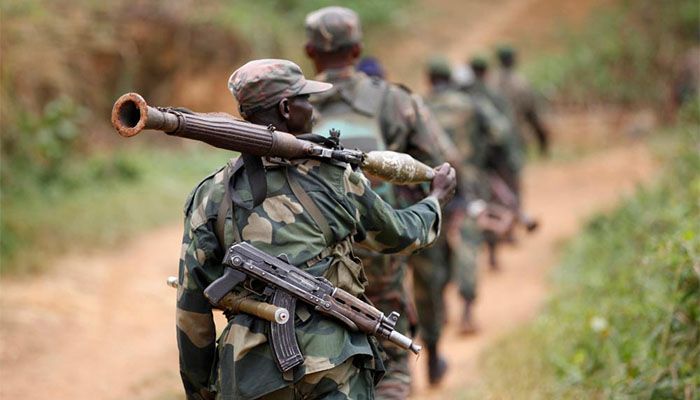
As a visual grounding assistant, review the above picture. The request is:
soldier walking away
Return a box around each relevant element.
[176,58,457,400]
[419,57,486,339]
[495,45,551,157]
[303,6,458,397]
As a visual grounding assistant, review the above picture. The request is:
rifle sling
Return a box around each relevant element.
[215,158,242,249]
[284,166,333,246]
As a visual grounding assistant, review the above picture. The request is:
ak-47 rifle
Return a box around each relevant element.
[111,93,434,185]
[204,242,422,373]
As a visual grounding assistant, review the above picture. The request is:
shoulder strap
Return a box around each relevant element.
[351,77,390,117]
[284,166,333,246]
[215,158,242,249]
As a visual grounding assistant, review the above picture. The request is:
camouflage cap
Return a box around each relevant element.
[228,59,331,118]
[496,44,516,65]
[496,44,515,58]
[426,56,452,77]
[305,6,362,52]
[469,55,488,70]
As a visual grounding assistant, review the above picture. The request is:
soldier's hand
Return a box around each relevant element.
[429,163,457,207]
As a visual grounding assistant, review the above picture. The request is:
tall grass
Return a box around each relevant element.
[474,104,700,399]
[523,0,699,106]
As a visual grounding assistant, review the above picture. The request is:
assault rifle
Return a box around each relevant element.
[204,242,421,373]
[111,93,434,185]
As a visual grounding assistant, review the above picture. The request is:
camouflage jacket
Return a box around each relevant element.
[494,70,538,127]
[462,82,523,171]
[176,156,442,400]
[425,85,489,203]
[311,66,444,167]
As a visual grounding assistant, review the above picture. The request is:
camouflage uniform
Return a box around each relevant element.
[414,59,484,359]
[469,55,530,269]
[467,57,524,204]
[176,59,443,400]
[305,7,448,399]
[494,46,549,156]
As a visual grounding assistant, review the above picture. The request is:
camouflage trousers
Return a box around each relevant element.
[362,253,414,400]
[259,356,375,399]
[412,221,480,345]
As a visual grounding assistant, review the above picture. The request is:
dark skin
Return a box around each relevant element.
[246,94,456,205]
[247,95,314,134]
[305,43,362,74]
[428,74,451,91]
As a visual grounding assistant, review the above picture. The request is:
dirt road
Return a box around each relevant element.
[0,133,656,399]
[409,140,656,398]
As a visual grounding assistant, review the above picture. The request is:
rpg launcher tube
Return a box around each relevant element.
[111,92,314,159]
[112,93,435,185]
[165,276,289,324]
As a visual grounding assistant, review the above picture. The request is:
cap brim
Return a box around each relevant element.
[297,79,333,95]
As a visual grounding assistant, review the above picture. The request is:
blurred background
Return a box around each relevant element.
[1,0,698,399]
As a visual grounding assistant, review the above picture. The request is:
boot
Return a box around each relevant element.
[459,299,478,335]
[487,239,499,271]
[427,343,448,386]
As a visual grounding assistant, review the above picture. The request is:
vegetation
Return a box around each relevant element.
[524,0,699,106]
[0,1,409,274]
[474,104,700,399]
[1,145,233,274]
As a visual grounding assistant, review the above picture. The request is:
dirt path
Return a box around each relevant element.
[378,0,612,91]
[409,140,656,398]
[0,135,656,400]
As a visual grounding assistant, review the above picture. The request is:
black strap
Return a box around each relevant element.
[215,159,242,249]
[229,156,265,211]
[242,153,267,208]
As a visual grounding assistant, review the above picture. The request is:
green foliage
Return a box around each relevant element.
[0,0,409,274]
[1,146,231,274]
[207,0,409,60]
[524,0,700,106]
[476,114,700,398]
[2,97,86,188]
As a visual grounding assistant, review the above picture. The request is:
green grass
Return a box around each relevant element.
[1,145,232,275]
[522,0,699,106]
[472,107,700,399]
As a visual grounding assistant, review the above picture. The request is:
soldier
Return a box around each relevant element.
[408,57,486,388]
[303,6,459,395]
[464,56,526,270]
[495,45,550,156]
[176,58,457,400]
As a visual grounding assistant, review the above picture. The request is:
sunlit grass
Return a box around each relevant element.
[1,145,232,274]
[471,116,699,399]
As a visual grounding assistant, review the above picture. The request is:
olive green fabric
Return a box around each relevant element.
[412,84,491,348]
[311,66,450,400]
[177,153,442,400]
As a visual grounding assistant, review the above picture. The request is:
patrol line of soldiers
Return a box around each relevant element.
[175,6,549,400]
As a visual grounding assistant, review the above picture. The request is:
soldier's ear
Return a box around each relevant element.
[304,43,316,59]
[351,43,362,59]
[278,98,291,120]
